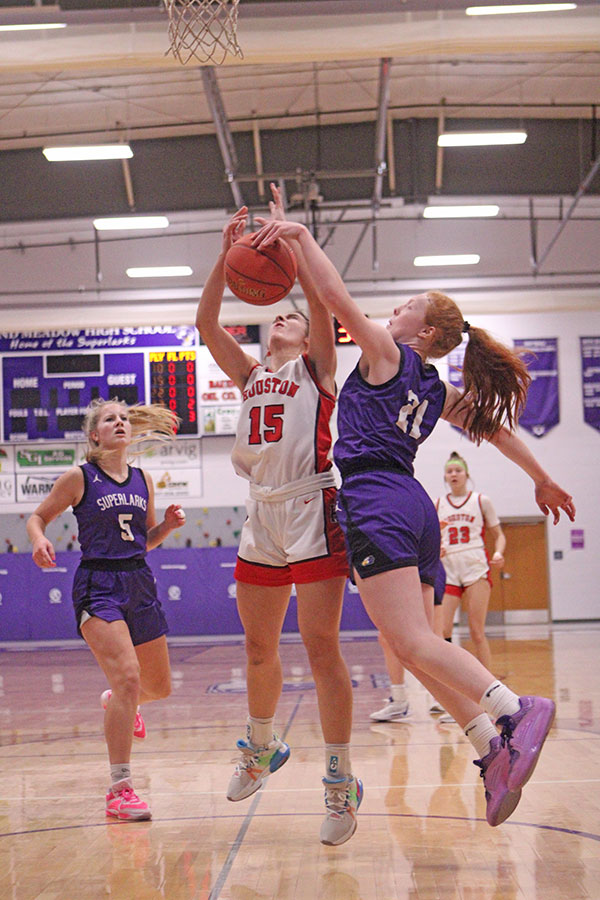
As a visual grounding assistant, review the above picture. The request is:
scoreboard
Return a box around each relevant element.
[149,349,197,435]
[0,326,261,443]
[4,351,146,441]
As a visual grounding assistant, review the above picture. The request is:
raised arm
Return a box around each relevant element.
[27,467,84,568]
[265,184,337,392]
[195,207,260,392]
[253,218,400,381]
[442,381,575,524]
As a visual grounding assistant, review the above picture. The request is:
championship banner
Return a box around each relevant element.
[580,337,600,433]
[513,338,559,437]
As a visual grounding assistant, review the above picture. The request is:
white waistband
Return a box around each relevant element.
[249,471,336,502]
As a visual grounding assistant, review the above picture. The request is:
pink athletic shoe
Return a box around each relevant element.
[497,695,556,792]
[100,689,146,740]
[473,734,522,827]
[106,784,152,821]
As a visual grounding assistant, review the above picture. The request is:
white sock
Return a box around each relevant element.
[390,683,407,704]
[325,743,351,779]
[110,763,132,788]
[479,681,521,722]
[463,714,499,759]
[247,715,274,747]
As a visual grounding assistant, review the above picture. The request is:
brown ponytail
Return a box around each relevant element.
[425,292,531,444]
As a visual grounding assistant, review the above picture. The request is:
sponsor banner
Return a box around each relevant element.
[139,439,201,469]
[197,344,261,436]
[146,467,203,500]
[17,472,60,502]
[514,338,559,437]
[581,336,600,433]
[203,406,239,436]
[0,474,16,503]
[0,325,197,353]
[15,444,77,472]
[0,445,15,473]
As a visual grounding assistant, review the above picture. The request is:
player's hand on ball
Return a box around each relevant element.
[222,207,248,255]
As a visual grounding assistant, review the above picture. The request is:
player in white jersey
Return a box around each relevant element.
[195,186,361,846]
[436,451,506,671]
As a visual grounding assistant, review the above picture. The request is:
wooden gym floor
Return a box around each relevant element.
[1,624,599,900]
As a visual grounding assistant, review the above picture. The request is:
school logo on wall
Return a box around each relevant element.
[167,585,182,601]
[49,588,62,604]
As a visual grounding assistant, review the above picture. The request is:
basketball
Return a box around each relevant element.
[224,233,297,305]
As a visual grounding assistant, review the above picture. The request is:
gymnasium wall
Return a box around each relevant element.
[0,307,598,627]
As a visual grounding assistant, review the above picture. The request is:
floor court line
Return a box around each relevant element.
[207,692,306,900]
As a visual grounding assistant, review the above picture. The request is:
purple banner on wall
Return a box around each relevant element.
[0,326,197,353]
[514,338,559,437]
[0,549,375,642]
[446,342,466,434]
[580,337,600,433]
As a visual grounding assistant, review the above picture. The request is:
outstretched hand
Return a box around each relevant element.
[252,217,306,249]
[535,480,575,525]
[268,181,285,221]
[221,206,248,255]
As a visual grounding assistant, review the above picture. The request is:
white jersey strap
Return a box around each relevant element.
[249,471,336,503]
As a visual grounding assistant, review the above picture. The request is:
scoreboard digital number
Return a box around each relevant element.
[149,350,198,436]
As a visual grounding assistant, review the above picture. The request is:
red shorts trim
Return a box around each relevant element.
[444,570,492,598]
[235,550,348,587]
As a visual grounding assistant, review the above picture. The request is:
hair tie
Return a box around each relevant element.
[462,321,471,333]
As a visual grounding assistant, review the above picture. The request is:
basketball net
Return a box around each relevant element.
[163,0,244,66]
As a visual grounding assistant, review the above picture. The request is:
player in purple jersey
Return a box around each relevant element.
[27,399,185,822]
[196,187,361,846]
[251,216,575,827]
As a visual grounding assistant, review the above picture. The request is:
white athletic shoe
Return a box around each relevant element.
[320,774,363,845]
[227,736,290,801]
[369,698,412,722]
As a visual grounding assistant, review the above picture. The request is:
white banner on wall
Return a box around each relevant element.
[0,445,15,473]
[146,467,203,501]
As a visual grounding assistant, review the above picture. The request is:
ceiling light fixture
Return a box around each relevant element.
[94,216,169,231]
[43,145,133,161]
[126,266,193,278]
[413,254,480,267]
[438,131,527,147]
[466,4,576,14]
[0,23,67,31]
[423,205,499,218]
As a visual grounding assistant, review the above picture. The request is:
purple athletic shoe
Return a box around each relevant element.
[474,735,522,827]
[497,695,556,793]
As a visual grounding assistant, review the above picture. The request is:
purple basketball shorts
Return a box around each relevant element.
[338,469,441,586]
[72,562,168,646]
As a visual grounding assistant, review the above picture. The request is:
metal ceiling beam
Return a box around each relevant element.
[533,149,600,273]
[372,58,392,213]
[200,67,244,209]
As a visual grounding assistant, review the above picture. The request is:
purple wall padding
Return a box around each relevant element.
[0,550,375,641]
